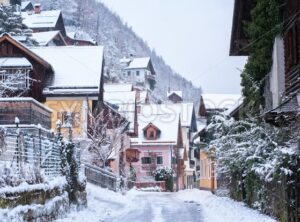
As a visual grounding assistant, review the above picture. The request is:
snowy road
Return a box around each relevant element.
[103,192,202,222]
[57,183,277,222]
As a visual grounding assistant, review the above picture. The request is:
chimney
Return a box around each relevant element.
[34,3,42,14]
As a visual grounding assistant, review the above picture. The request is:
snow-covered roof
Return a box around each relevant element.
[104,91,136,131]
[0,57,32,68]
[131,113,180,146]
[22,10,61,29]
[140,103,195,128]
[223,97,244,116]
[124,57,150,70]
[31,31,65,46]
[104,83,133,92]
[167,91,183,98]
[21,1,32,11]
[66,31,96,44]
[202,94,242,110]
[31,46,104,88]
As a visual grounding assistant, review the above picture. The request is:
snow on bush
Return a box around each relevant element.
[204,113,299,213]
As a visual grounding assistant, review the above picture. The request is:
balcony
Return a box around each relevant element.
[285,65,300,96]
[146,73,156,81]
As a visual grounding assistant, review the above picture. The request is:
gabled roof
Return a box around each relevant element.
[142,122,161,133]
[31,31,66,46]
[140,103,196,129]
[123,57,156,74]
[0,33,51,69]
[131,113,180,146]
[167,91,183,99]
[104,91,136,131]
[31,46,104,88]
[201,94,242,110]
[22,10,62,29]
[21,1,33,11]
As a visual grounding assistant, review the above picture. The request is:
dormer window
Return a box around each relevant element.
[143,123,161,140]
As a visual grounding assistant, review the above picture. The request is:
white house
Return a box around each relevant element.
[120,57,156,91]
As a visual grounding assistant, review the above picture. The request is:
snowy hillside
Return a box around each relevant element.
[33,0,202,103]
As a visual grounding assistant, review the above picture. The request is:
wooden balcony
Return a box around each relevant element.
[285,65,300,96]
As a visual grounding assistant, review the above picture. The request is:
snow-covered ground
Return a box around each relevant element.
[56,183,278,222]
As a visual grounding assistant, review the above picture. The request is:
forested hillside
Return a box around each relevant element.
[33,0,202,103]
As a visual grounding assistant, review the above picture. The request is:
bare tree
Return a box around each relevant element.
[87,108,128,169]
[0,69,38,97]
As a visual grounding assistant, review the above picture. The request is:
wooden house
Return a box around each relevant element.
[167,91,183,103]
[230,0,300,125]
[31,31,67,46]
[0,33,52,102]
[22,7,67,37]
[0,33,105,138]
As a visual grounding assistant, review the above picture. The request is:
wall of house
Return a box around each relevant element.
[131,145,172,181]
[199,150,217,191]
[44,98,90,138]
[122,68,153,90]
[270,36,285,109]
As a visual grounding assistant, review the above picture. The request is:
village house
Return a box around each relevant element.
[31,31,67,46]
[65,31,97,46]
[120,57,156,91]
[230,0,300,126]
[0,33,105,139]
[22,4,67,37]
[140,102,198,189]
[194,93,242,192]
[31,45,104,138]
[167,90,183,103]
[130,112,186,191]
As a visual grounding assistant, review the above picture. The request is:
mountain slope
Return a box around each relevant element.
[34,0,202,103]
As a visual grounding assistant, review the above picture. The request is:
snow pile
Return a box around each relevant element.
[56,183,138,222]
[134,186,161,192]
[176,189,278,222]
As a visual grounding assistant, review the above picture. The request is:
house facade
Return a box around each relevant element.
[130,113,185,190]
[120,57,156,91]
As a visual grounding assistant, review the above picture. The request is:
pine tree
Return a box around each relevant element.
[0,5,23,35]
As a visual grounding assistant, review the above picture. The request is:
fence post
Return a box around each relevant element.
[15,117,20,175]
[38,124,42,168]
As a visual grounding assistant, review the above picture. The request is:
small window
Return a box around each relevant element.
[136,70,140,76]
[141,157,151,164]
[157,156,163,164]
[149,130,155,139]
[127,71,131,76]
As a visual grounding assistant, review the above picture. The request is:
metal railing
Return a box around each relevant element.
[0,129,62,185]
[84,163,119,191]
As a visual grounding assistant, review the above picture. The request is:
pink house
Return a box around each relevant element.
[130,113,186,191]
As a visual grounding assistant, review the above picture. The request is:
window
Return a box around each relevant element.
[141,157,151,164]
[149,130,155,139]
[136,70,140,76]
[57,111,80,128]
[127,71,131,76]
[157,156,163,164]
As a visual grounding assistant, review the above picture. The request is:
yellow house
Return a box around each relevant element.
[199,150,217,192]
[30,46,104,138]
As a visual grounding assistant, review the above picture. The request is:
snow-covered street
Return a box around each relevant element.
[56,183,277,222]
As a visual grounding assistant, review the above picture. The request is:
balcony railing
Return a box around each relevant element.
[286,65,300,96]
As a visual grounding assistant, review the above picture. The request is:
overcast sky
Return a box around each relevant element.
[100,0,247,94]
